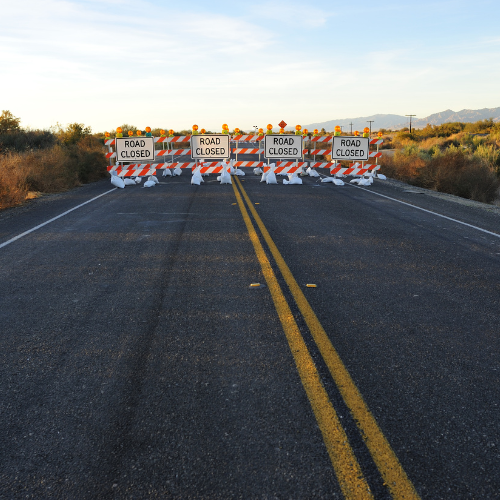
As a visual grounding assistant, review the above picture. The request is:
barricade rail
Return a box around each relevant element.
[105,135,383,177]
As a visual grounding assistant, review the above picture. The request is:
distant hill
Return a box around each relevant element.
[300,107,500,132]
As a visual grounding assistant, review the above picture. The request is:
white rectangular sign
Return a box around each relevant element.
[191,135,230,159]
[264,135,303,159]
[331,136,369,161]
[115,137,155,162]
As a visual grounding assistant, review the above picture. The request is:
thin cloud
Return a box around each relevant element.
[249,1,335,27]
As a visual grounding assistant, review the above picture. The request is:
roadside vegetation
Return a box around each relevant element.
[379,119,500,203]
[0,111,107,209]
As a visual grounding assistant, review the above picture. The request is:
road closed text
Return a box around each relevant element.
[332,137,369,161]
[191,135,230,159]
[115,137,155,162]
[264,135,303,159]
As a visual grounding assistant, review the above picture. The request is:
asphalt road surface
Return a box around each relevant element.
[1,168,499,499]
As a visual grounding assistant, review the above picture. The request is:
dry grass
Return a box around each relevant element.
[0,138,107,210]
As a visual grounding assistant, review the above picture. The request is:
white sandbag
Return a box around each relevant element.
[191,167,204,185]
[111,174,125,189]
[321,177,344,185]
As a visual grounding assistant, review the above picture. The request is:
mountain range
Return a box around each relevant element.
[300,107,500,133]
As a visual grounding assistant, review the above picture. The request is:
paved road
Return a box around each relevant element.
[0,169,499,499]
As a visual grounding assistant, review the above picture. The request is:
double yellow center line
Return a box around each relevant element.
[232,176,420,500]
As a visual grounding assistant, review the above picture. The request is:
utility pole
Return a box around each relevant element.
[405,115,416,133]
[349,122,353,134]
[367,120,374,136]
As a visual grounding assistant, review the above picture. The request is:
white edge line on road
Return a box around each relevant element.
[350,184,500,239]
[0,188,117,250]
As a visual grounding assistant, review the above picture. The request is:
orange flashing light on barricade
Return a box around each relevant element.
[160,129,166,137]
[192,124,199,135]
[279,128,285,134]
[168,129,174,137]
[115,128,122,138]
[128,130,134,137]
[363,127,369,138]
[378,131,383,138]
[354,130,359,137]
[145,126,152,137]
[266,124,273,135]
[334,125,341,137]
[295,125,301,135]
[313,128,320,137]
[136,130,142,136]
[200,128,206,134]
[222,124,229,135]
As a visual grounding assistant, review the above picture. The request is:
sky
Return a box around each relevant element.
[1,0,500,133]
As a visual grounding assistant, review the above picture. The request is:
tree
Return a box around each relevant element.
[116,124,138,136]
[54,123,92,145]
[0,110,21,133]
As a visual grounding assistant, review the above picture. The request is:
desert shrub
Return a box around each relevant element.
[474,144,500,168]
[0,137,107,209]
[430,151,499,203]
[0,154,28,209]
[380,149,426,182]
[380,148,500,203]
[463,119,495,134]
[0,129,56,154]
[419,136,447,150]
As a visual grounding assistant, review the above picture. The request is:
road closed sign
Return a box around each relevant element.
[115,137,155,162]
[332,137,369,161]
[264,135,303,159]
[191,135,230,159]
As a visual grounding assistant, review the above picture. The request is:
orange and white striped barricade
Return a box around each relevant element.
[349,164,381,176]
[231,135,264,164]
[308,162,341,175]
[310,136,333,143]
[107,166,157,177]
[232,148,264,162]
[234,161,265,168]
[155,136,191,144]
[231,134,261,143]
[328,164,381,177]
[163,162,197,171]
[305,148,332,162]
[190,162,225,175]
[264,161,308,175]
[155,149,191,163]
